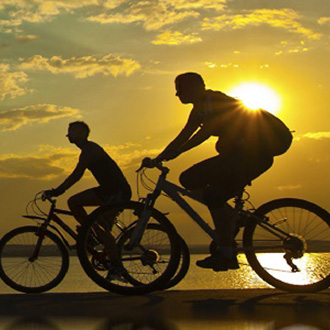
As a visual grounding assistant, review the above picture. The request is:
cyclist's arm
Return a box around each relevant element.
[55,151,90,194]
[178,124,213,154]
[157,112,200,160]
[55,163,86,194]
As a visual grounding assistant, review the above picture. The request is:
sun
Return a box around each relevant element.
[228,82,281,114]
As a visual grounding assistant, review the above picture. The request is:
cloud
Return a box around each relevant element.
[152,31,202,45]
[0,0,99,32]
[102,144,161,169]
[205,61,217,68]
[0,143,161,180]
[163,0,226,11]
[103,0,127,10]
[0,145,79,180]
[293,131,330,141]
[87,1,199,31]
[301,132,330,140]
[18,54,141,78]
[15,34,39,42]
[0,104,80,131]
[318,17,330,25]
[0,155,66,180]
[0,63,30,99]
[202,9,321,40]
[276,184,302,191]
[0,0,225,34]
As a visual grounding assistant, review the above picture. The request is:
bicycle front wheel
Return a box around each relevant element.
[0,226,69,293]
[77,201,181,295]
[244,198,330,292]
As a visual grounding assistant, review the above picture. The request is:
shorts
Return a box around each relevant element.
[179,150,273,208]
[92,185,131,204]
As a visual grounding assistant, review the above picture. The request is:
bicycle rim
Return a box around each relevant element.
[77,201,180,295]
[117,223,180,287]
[244,198,330,292]
[0,226,69,293]
[160,235,190,290]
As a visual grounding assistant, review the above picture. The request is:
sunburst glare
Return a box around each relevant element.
[228,82,281,114]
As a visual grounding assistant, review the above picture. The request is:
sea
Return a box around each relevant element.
[0,254,271,294]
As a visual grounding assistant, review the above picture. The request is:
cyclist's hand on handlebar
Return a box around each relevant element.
[136,157,159,172]
[42,190,53,201]
[42,188,62,201]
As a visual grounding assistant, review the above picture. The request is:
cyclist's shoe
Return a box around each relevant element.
[105,262,129,283]
[196,254,239,272]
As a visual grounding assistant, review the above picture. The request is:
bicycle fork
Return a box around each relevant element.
[29,206,55,262]
[29,225,48,262]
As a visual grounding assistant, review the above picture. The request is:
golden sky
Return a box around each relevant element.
[0,0,329,243]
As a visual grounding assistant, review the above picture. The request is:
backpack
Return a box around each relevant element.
[204,90,293,157]
[244,108,293,156]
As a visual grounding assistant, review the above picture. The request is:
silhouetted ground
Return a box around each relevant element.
[0,289,329,329]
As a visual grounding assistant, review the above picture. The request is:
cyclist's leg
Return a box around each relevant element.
[68,187,105,225]
[208,152,274,257]
[179,156,237,269]
[179,155,222,200]
[68,187,121,262]
[203,190,241,270]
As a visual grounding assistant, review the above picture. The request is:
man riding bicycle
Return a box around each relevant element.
[155,72,274,271]
[45,121,131,280]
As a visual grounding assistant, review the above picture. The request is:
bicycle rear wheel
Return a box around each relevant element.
[77,201,181,295]
[0,226,69,293]
[243,198,330,292]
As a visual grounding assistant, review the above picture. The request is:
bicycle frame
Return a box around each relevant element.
[23,199,77,249]
[129,164,294,251]
[129,166,219,247]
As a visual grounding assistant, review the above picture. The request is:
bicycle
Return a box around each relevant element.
[77,158,330,294]
[76,201,183,295]
[0,192,78,293]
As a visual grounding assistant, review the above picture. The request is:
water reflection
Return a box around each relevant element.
[4,316,177,330]
[3,317,327,330]
[5,317,59,330]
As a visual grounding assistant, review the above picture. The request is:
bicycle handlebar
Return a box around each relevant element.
[41,191,56,204]
[137,157,169,174]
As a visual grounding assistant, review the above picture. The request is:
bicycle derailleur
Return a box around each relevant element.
[283,234,307,273]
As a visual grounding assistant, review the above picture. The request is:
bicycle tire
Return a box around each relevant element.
[161,235,190,290]
[243,198,330,293]
[77,201,181,295]
[0,226,69,293]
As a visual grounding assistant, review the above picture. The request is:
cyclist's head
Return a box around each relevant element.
[175,72,206,104]
[67,121,90,143]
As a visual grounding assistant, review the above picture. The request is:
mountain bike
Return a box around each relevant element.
[77,158,330,294]
[0,191,185,295]
[76,201,182,295]
[0,192,79,293]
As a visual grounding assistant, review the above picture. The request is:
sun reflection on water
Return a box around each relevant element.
[255,253,330,285]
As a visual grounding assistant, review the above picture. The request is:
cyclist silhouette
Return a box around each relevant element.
[155,72,274,271]
[45,121,131,280]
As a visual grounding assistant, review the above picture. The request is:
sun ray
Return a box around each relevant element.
[228,82,281,114]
